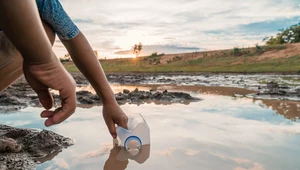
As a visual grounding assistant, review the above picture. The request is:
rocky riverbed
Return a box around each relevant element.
[2,72,300,113]
[104,72,300,101]
[0,73,202,113]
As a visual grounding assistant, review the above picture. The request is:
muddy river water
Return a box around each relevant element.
[0,82,299,170]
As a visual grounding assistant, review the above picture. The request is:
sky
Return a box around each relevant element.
[53,0,300,58]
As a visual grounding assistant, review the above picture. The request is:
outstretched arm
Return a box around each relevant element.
[61,33,128,138]
[0,0,77,126]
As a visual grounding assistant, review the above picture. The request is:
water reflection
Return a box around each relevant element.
[104,146,129,170]
[35,150,61,164]
[256,99,300,121]
[76,83,300,122]
[0,84,300,169]
[115,145,151,164]
[112,84,300,122]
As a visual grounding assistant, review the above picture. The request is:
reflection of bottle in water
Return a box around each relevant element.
[114,113,150,164]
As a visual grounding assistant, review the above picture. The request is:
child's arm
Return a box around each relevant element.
[61,32,128,138]
[0,0,77,126]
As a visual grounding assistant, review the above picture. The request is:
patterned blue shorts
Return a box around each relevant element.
[0,0,80,40]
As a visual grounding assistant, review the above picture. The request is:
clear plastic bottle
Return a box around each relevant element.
[114,113,151,163]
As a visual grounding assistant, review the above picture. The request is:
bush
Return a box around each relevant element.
[232,47,242,56]
[255,44,263,54]
[151,52,158,58]
[264,23,300,45]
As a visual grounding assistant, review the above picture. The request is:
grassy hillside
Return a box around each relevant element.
[63,43,300,73]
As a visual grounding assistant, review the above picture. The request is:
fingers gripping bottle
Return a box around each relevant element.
[114,113,150,163]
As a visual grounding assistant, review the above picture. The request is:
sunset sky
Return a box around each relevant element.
[54,0,300,58]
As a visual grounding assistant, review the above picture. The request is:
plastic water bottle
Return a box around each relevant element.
[114,113,150,163]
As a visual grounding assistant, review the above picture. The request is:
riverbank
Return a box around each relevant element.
[63,43,300,73]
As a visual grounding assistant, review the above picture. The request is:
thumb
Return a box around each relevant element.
[36,89,54,110]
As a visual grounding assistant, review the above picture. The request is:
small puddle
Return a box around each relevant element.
[0,84,299,169]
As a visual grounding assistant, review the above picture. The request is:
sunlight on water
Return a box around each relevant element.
[0,85,300,170]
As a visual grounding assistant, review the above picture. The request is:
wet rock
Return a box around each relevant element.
[267,81,279,91]
[123,89,130,94]
[129,97,144,105]
[76,90,92,96]
[0,137,22,153]
[160,95,174,101]
[115,88,201,105]
[0,124,74,170]
[0,92,25,106]
[76,91,100,104]
[115,92,126,100]
[150,92,163,99]
[0,92,27,113]
[77,96,97,104]
[91,94,101,101]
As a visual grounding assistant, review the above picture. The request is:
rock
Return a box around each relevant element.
[151,92,163,99]
[76,90,93,96]
[91,94,101,101]
[129,97,144,105]
[0,74,204,111]
[267,81,279,91]
[123,89,130,94]
[0,137,22,153]
[115,93,126,100]
[77,96,97,104]
[0,124,74,170]
[0,92,25,106]
[160,95,174,101]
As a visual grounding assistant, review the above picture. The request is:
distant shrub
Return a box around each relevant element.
[173,56,182,61]
[151,52,158,58]
[188,58,202,64]
[232,47,242,56]
[255,44,263,54]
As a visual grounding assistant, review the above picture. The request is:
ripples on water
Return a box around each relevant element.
[0,84,299,170]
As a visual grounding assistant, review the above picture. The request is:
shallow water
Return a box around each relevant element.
[0,84,300,170]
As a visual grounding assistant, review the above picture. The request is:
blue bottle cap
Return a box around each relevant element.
[124,136,142,156]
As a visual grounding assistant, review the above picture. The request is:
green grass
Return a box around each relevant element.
[63,53,300,73]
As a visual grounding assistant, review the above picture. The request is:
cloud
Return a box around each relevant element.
[82,144,111,158]
[55,159,70,169]
[50,0,300,58]
[156,147,177,157]
[185,149,200,156]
